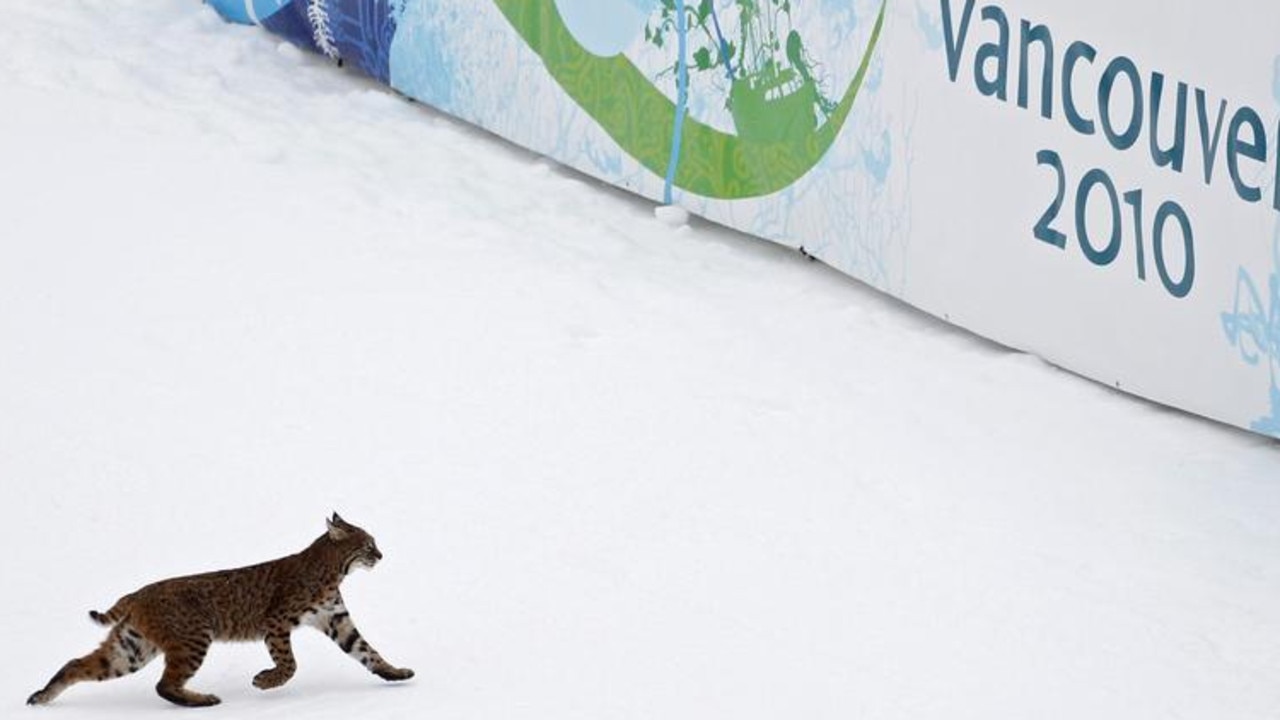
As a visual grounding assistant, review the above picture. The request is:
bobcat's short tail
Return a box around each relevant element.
[88,595,133,626]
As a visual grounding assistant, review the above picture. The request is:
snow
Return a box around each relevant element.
[654,205,690,228]
[2,1,1279,718]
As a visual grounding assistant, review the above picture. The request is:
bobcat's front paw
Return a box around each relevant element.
[253,667,295,690]
[374,665,414,682]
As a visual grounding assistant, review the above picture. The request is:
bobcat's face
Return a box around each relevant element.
[326,514,384,573]
[351,534,383,571]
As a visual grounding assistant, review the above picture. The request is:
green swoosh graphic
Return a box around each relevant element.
[491,0,887,200]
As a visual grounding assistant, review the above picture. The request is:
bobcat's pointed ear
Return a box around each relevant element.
[327,513,350,540]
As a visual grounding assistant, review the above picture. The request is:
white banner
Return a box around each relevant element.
[207,0,1280,438]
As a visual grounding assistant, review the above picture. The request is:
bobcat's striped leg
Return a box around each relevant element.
[252,625,298,690]
[27,625,159,705]
[305,597,414,682]
[155,633,220,707]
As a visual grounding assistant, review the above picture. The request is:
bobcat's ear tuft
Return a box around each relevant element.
[327,513,350,540]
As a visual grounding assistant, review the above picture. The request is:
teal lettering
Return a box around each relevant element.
[974,5,1010,100]
[1063,41,1097,135]
[940,0,976,83]
[1148,74,1187,172]
[1099,56,1143,150]
[1227,107,1267,203]
[1018,20,1054,119]
[1195,89,1227,185]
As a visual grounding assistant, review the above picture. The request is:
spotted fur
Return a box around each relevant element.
[27,514,413,707]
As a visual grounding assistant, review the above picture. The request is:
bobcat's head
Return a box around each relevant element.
[325,513,383,573]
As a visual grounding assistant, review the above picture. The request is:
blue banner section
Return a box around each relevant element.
[206,0,290,25]
[206,0,395,81]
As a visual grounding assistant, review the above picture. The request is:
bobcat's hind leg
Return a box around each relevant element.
[27,625,158,705]
[253,625,297,690]
[155,634,220,707]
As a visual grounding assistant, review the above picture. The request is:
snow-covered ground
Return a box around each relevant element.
[3,2,1280,718]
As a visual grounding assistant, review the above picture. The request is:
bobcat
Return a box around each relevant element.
[27,513,413,707]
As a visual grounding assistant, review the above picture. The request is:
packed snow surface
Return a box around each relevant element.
[2,2,1280,719]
